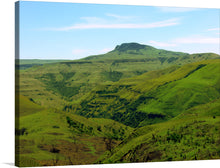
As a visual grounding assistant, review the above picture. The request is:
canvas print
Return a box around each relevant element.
[15,1,220,167]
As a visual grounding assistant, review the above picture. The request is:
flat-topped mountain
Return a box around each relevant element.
[83,42,219,62]
[114,42,149,52]
[83,42,190,60]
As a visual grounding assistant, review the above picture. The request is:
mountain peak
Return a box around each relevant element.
[114,42,149,52]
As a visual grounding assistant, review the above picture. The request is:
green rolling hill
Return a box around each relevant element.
[71,59,220,127]
[98,97,220,163]
[16,43,220,166]
[16,94,134,166]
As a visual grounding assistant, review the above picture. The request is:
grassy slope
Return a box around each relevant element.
[72,59,220,127]
[95,59,220,163]
[15,94,44,117]
[99,98,220,163]
[137,60,220,126]
[16,95,133,167]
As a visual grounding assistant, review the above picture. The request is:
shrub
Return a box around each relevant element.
[52,125,60,128]
[167,132,181,143]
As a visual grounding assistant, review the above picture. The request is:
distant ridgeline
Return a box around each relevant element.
[83,42,218,61]
[15,59,71,70]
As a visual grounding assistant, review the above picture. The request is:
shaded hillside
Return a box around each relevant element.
[71,59,220,127]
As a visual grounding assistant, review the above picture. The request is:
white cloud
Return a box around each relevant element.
[72,49,88,55]
[207,28,220,31]
[46,18,180,31]
[80,17,106,23]
[148,35,219,51]
[207,28,220,35]
[148,40,177,47]
[174,36,219,44]
[158,7,198,12]
[106,13,136,20]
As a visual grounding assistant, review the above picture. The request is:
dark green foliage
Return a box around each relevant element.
[167,57,178,63]
[50,145,60,153]
[111,110,148,128]
[97,126,102,132]
[166,157,173,161]
[166,132,182,143]
[15,128,28,136]
[60,72,75,80]
[158,57,167,64]
[29,98,35,103]
[66,116,94,134]
[112,58,157,64]
[134,70,148,75]
[102,70,123,82]
[37,72,80,99]
[181,55,190,60]
[147,113,165,119]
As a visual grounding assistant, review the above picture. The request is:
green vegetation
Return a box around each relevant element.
[37,72,80,99]
[72,59,220,128]
[15,94,133,166]
[99,102,220,163]
[16,43,220,166]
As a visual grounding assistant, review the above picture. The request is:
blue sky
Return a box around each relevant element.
[19,1,220,59]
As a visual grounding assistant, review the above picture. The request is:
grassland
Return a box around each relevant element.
[72,59,220,127]
[15,43,220,166]
[99,99,220,163]
[15,94,134,166]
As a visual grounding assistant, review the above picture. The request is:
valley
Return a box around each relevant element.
[15,43,220,166]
